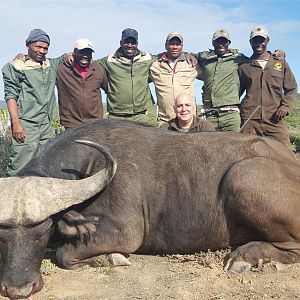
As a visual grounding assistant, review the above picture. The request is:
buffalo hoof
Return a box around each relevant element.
[107,253,131,266]
[224,260,252,275]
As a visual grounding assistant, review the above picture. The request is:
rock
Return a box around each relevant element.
[107,253,131,266]
[226,261,252,276]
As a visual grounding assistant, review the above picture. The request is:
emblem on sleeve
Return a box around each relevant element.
[274,62,282,71]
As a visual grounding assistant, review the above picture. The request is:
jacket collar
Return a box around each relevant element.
[159,52,186,63]
[113,48,142,59]
[250,51,275,69]
[168,116,197,131]
[202,48,239,60]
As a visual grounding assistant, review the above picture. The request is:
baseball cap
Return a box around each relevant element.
[166,32,183,43]
[250,25,269,40]
[121,28,138,43]
[74,38,94,52]
[212,28,230,41]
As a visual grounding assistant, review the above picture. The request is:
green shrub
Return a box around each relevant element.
[0,111,10,177]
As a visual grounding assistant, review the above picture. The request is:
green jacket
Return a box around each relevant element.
[2,55,64,124]
[196,49,248,109]
[98,49,157,114]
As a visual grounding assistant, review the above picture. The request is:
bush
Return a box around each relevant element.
[0,109,10,177]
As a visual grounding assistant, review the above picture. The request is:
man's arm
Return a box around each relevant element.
[238,65,247,97]
[2,63,25,143]
[100,66,108,93]
[7,99,25,143]
[274,61,297,121]
[96,56,108,69]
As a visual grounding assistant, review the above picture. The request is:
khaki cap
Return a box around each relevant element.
[166,32,183,43]
[250,25,269,40]
[212,28,230,41]
[75,38,94,52]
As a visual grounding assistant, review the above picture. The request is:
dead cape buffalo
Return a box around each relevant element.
[0,119,299,299]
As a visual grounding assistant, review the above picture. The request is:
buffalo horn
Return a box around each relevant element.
[0,140,117,224]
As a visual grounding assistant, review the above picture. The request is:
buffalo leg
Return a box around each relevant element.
[56,216,144,269]
[223,156,300,274]
[225,241,299,274]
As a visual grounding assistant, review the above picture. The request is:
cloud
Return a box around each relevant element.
[0,0,299,103]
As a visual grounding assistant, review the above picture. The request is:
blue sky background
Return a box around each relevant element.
[0,0,299,104]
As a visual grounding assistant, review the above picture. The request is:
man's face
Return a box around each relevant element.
[175,95,195,124]
[250,36,269,56]
[27,41,49,63]
[74,48,93,68]
[212,37,230,57]
[165,37,183,60]
[120,37,138,58]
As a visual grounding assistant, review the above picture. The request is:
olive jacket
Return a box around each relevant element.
[196,49,248,109]
[98,49,156,115]
[161,116,216,132]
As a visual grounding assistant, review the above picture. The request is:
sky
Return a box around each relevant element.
[0,0,299,104]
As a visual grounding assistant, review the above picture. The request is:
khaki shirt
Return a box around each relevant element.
[150,53,199,121]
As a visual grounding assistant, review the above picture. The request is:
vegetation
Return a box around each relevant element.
[0,109,10,177]
[285,95,300,152]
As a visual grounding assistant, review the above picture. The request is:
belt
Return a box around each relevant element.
[200,106,240,117]
[109,110,147,117]
[219,106,240,112]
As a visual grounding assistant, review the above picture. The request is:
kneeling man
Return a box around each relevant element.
[161,93,215,132]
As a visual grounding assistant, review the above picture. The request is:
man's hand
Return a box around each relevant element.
[273,50,285,60]
[14,53,26,61]
[65,52,74,66]
[185,53,198,67]
[273,107,288,122]
[11,120,25,143]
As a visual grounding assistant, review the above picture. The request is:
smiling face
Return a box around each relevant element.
[120,37,138,59]
[212,37,230,57]
[165,37,183,60]
[250,36,269,57]
[74,48,93,68]
[174,93,196,128]
[27,41,49,63]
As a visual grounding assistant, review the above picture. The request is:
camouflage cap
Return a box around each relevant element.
[166,32,183,43]
[212,28,230,41]
[250,25,269,40]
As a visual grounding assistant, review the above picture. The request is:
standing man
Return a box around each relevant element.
[56,38,108,129]
[150,32,200,126]
[161,93,215,132]
[2,29,64,176]
[239,25,297,149]
[195,29,247,132]
[98,28,156,124]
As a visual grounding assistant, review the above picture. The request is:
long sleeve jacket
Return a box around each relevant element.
[2,55,64,124]
[56,61,108,128]
[239,54,297,119]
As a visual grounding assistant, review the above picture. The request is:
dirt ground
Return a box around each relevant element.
[5,250,300,300]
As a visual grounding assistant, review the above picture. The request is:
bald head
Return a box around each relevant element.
[174,93,196,128]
